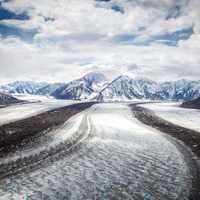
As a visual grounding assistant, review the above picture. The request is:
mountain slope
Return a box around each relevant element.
[97,76,160,101]
[97,76,200,102]
[181,97,200,109]
[0,92,21,105]
[52,72,108,100]
[0,74,200,102]
[36,83,65,96]
[0,81,48,95]
[158,80,200,101]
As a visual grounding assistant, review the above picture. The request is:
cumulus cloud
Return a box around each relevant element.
[0,0,199,83]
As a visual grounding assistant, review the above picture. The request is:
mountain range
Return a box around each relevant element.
[0,81,48,95]
[0,72,200,102]
[97,76,200,101]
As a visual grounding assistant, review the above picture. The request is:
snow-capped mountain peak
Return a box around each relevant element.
[52,72,108,100]
[97,75,159,101]
[83,72,106,83]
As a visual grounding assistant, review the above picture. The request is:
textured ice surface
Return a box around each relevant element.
[141,102,200,132]
[0,103,192,200]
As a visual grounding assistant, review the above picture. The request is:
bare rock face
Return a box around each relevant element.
[181,97,200,109]
[0,92,20,105]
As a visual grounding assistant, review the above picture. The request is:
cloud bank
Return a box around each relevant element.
[0,0,199,83]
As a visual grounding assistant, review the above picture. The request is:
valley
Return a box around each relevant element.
[0,0,199,199]
[0,99,199,199]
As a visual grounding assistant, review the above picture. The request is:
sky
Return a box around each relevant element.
[0,0,200,84]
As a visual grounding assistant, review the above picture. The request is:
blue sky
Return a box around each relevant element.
[0,0,199,83]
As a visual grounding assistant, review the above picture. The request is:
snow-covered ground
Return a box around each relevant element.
[0,96,79,125]
[141,102,200,132]
[0,103,192,200]
[13,94,55,102]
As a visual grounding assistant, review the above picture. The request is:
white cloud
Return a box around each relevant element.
[0,0,199,83]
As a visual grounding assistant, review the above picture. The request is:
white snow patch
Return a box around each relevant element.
[141,102,200,132]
